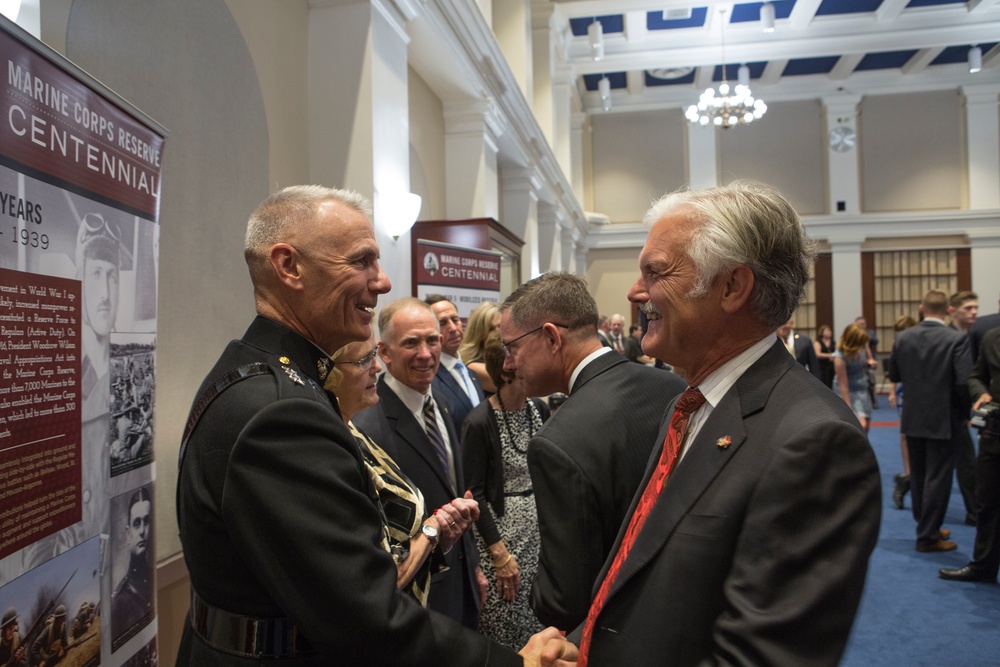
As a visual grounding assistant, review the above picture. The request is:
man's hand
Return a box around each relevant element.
[435,491,479,552]
[973,392,993,411]
[520,627,579,667]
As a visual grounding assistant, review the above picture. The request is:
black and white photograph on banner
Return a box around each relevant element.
[120,635,156,667]
[108,335,155,477]
[0,536,101,667]
[109,486,152,653]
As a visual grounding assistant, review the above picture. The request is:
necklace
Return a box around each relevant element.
[495,388,537,454]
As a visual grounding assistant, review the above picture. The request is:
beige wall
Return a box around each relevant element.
[860,90,964,212]
[719,99,826,215]
[587,247,643,318]
[408,67,447,222]
[590,108,687,223]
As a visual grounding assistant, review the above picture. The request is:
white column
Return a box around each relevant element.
[537,202,563,273]
[444,100,503,220]
[531,2,555,146]
[575,239,588,276]
[830,240,864,333]
[492,0,532,99]
[686,124,718,189]
[501,168,540,281]
[561,224,580,273]
[308,0,414,296]
[570,112,587,205]
[970,233,1000,302]
[962,85,1000,209]
[822,95,863,215]
[552,65,574,181]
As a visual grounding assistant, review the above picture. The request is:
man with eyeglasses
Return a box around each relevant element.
[498,272,685,631]
[354,297,486,630]
[177,187,568,666]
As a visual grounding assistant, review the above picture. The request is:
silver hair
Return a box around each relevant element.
[244,185,372,283]
[643,180,816,329]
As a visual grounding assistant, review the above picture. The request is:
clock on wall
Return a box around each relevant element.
[829,125,856,153]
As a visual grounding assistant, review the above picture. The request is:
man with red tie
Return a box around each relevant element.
[546,181,881,667]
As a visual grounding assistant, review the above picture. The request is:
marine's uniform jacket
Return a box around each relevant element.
[175,316,520,666]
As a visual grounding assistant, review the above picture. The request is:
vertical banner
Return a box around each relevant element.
[415,239,502,319]
[0,16,165,667]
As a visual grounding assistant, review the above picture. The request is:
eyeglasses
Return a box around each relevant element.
[501,323,569,356]
[335,346,379,371]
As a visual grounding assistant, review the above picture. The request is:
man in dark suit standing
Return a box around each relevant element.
[948,290,980,526]
[969,294,1000,361]
[498,273,685,630]
[425,295,485,433]
[889,289,973,552]
[776,317,823,381]
[550,181,881,667]
[940,326,1000,583]
[176,186,552,665]
[354,297,486,629]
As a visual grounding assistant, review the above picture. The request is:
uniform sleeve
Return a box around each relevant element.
[528,434,607,631]
[222,396,520,666]
[709,419,881,666]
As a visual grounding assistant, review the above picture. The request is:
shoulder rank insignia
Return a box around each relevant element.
[281,363,305,386]
[716,435,732,449]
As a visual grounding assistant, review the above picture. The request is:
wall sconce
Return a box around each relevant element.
[760,2,775,33]
[376,191,422,241]
[588,19,604,62]
[969,45,982,74]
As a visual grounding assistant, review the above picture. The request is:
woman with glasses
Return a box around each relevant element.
[326,334,477,604]
[461,332,549,648]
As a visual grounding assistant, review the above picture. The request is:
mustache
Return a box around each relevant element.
[640,302,661,317]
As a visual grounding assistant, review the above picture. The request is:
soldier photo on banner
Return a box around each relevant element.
[109,336,156,477]
[109,486,153,652]
[0,537,101,667]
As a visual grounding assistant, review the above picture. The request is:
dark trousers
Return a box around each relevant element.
[907,436,955,545]
[971,431,1000,576]
[954,423,978,517]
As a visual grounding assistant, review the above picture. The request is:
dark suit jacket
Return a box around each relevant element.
[176,316,517,666]
[790,332,823,381]
[353,377,481,629]
[889,319,972,439]
[969,326,1000,401]
[528,351,686,630]
[970,312,1000,362]
[433,361,485,435]
[584,342,881,667]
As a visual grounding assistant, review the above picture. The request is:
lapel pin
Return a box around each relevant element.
[716,435,732,449]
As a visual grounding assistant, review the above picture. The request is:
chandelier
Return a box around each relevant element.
[685,11,767,128]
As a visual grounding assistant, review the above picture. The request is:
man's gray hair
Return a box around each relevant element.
[378,297,437,346]
[643,180,816,329]
[501,272,599,332]
[244,185,372,284]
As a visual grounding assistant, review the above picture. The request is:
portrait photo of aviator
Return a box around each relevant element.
[110,485,155,651]
[109,334,157,477]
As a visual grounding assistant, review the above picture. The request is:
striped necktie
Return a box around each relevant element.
[422,396,451,481]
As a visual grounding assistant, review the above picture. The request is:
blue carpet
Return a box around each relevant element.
[840,403,1000,667]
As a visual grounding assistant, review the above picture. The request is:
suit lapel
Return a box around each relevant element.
[377,378,456,494]
[436,366,472,411]
[607,342,791,598]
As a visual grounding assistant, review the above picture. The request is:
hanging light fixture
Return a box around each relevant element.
[588,19,604,62]
[760,2,775,33]
[685,11,767,128]
[598,75,612,111]
[969,45,983,73]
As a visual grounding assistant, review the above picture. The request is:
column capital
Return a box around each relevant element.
[961,84,1000,106]
[828,239,865,253]
[821,94,863,120]
[443,98,506,143]
[503,166,543,199]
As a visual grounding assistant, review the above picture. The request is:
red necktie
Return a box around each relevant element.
[578,387,706,665]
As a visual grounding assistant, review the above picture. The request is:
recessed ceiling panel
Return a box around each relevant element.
[856,49,919,71]
[583,72,628,91]
[569,15,624,37]
[713,62,768,82]
[930,42,999,66]
[816,0,884,15]
[646,69,698,86]
[647,7,708,30]
[906,0,966,7]
[731,1,796,24]
[783,56,839,76]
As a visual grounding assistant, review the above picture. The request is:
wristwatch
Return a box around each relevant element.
[420,523,439,549]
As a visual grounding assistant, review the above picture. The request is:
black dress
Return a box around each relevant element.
[818,339,836,389]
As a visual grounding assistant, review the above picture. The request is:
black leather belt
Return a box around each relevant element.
[504,489,534,497]
[190,589,317,659]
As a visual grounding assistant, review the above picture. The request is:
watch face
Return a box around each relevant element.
[421,523,438,539]
[829,125,856,153]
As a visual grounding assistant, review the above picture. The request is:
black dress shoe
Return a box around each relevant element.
[892,473,910,510]
[939,565,997,583]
